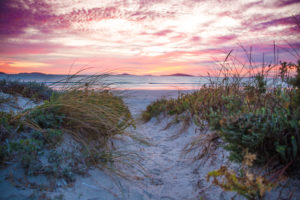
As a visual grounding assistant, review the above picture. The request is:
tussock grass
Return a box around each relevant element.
[23,73,141,169]
[26,90,134,149]
[0,72,147,193]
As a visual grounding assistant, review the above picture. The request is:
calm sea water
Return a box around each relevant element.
[0,74,210,90]
[0,74,283,90]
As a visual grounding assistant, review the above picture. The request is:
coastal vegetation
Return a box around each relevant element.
[142,52,300,199]
[0,77,139,196]
[0,53,299,199]
[0,79,54,101]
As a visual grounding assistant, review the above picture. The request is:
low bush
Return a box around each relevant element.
[0,79,54,101]
[0,111,24,163]
[211,61,300,168]
[207,151,277,200]
[142,59,300,171]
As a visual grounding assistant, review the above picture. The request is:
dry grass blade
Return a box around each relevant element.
[183,132,220,165]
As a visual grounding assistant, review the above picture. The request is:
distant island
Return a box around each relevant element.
[0,72,196,77]
[119,73,133,76]
[2,72,71,76]
[18,72,48,76]
[161,73,194,77]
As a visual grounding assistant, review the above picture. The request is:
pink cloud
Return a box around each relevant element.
[214,35,237,44]
[190,36,201,42]
[153,29,173,36]
[0,0,298,75]
[0,41,68,55]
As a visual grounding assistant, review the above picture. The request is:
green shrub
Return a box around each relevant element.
[210,61,300,168]
[0,80,54,101]
[142,60,300,171]
[5,138,44,173]
[213,108,299,165]
[32,129,63,148]
[27,103,65,129]
[0,111,25,163]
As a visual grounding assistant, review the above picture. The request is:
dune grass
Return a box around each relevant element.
[0,73,146,193]
[26,89,134,150]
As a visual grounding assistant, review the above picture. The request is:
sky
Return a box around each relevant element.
[0,0,299,75]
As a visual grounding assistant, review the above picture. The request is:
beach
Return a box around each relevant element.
[1,0,299,199]
[1,89,300,200]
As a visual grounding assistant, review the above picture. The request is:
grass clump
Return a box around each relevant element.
[26,89,134,150]
[19,78,138,182]
[142,97,190,121]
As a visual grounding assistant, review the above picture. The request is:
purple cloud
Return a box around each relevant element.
[274,0,300,7]
[0,40,68,55]
[241,0,263,10]
[0,0,60,38]
[137,0,166,8]
[212,35,237,45]
[251,15,300,32]
[260,15,300,26]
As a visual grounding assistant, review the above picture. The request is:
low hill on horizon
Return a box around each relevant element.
[161,73,194,77]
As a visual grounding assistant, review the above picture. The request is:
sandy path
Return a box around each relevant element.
[54,90,202,200]
[122,90,200,200]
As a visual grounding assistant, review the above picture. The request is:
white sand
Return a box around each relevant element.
[1,90,299,200]
[0,92,40,113]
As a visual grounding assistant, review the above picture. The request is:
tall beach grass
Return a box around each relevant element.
[0,72,147,196]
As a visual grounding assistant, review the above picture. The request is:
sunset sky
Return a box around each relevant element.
[0,0,299,75]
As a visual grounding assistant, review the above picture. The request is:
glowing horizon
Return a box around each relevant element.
[0,0,299,75]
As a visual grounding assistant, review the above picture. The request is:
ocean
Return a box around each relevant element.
[0,73,283,90]
[0,74,210,90]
